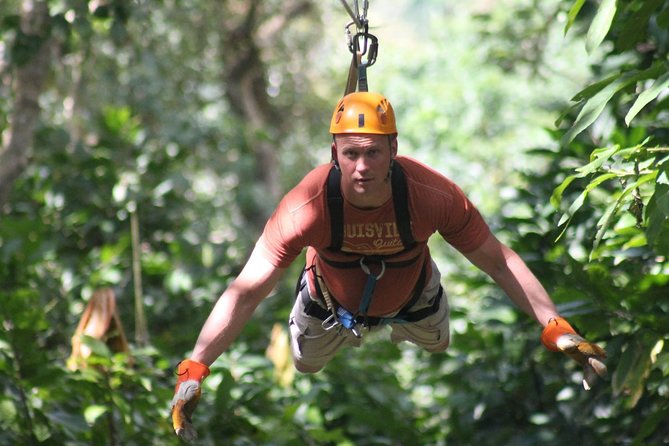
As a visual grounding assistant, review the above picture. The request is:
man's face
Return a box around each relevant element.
[332,133,397,208]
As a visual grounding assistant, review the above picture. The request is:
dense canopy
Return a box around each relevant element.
[1,1,667,445]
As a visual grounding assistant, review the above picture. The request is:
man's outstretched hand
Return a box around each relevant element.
[171,359,210,441]
[542,317,607,390]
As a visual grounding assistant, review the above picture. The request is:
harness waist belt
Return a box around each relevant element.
[300,283,443,326]
[319,253,421,269]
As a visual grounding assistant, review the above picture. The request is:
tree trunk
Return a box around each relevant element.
[0,0,53,210]
[218,0,314,227]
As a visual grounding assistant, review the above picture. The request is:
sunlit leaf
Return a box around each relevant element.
[556,172,618,242]
[586,0,617,54]
[84,405,108,425]
[565,0,587,35]
[563,74,633,144]
[81,335,112,359]
[551,174,577,209]
[625,70,669,125]
[570,73,619,102]
[591,172,656,257]
[562,64,663,143]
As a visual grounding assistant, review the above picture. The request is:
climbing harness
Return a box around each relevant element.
[298,261,443,338]
[296,163,443,337]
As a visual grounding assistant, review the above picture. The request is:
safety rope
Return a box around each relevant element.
[339,0,377,94]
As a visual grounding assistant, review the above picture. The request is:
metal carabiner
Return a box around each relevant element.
[321,313,340,331]
[359,256,386,280]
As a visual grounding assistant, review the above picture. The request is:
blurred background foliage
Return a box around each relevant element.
[0,0,667,445]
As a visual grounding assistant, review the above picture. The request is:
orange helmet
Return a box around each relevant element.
[329,92,397,135]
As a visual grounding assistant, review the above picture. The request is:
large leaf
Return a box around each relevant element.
[551,146,620,209]
[625,70,669,125]
[612,337,661,409]
[562,65,663,143]
[586,0,617,54]
[591,172,657,258]
[645,182,669,251]
[555,172,618,241]
[564,0,587,35]
[562,74,631,144]
[615,0,663,51]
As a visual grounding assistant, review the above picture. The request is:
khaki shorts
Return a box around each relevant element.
[288,260,450,371]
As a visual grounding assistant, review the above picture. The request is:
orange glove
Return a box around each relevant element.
[170,359,210,441]
[541,317,607,390]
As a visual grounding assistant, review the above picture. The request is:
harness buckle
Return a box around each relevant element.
[321,307,362,338]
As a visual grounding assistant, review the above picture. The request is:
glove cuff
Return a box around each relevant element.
[176,359,210,385]
[541,317,577,352]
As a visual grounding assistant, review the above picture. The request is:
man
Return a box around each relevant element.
[171,92,607,441]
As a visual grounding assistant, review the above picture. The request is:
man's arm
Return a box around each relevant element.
[190,246,287,366]
[460,233,559,327]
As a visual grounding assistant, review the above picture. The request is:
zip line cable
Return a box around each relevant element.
[339,0,369,31]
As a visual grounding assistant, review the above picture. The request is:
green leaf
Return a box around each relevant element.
[565,0,587,35]
[556,172,618,241]
[563,75,629,144]
[586,0,617,54]
[557,190,587,227]
[633,404,669,446]
[550,147,621,209]
[562,66,662,144]
[84,405,108,425]
[612,338,655,408]
[615,0,663,51]
[659,5,669,28]
[551,174,577,209]
[578,146,620,175]
[625,70,669,125]
[645,183,669,248]
[81,335,112,359]
[570,72,619,102]
[591,172,656,257]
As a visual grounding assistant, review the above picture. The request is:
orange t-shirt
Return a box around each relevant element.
[257,156,490,316]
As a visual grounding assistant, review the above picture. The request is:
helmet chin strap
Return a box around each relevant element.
[386,158,394,180]
[386,135,395,180]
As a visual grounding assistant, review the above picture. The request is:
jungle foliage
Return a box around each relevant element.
[0,1,667,445]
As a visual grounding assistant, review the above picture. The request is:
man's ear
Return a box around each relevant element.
[331,140,340,169]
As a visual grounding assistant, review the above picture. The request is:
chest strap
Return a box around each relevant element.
[326,161,415,252]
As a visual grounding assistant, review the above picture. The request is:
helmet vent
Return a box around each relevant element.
[358,113,365,128]
[377,105,388,125]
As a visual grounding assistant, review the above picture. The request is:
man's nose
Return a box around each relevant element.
[355,156,370,172]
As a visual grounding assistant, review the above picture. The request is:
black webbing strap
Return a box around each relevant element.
[326,166,344,250]
[389,161,415,250]
[326,161,414,252]
[295,256,444,326]
[299,262,441,326]
[320,253,421,269]
[344,52,360,95]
